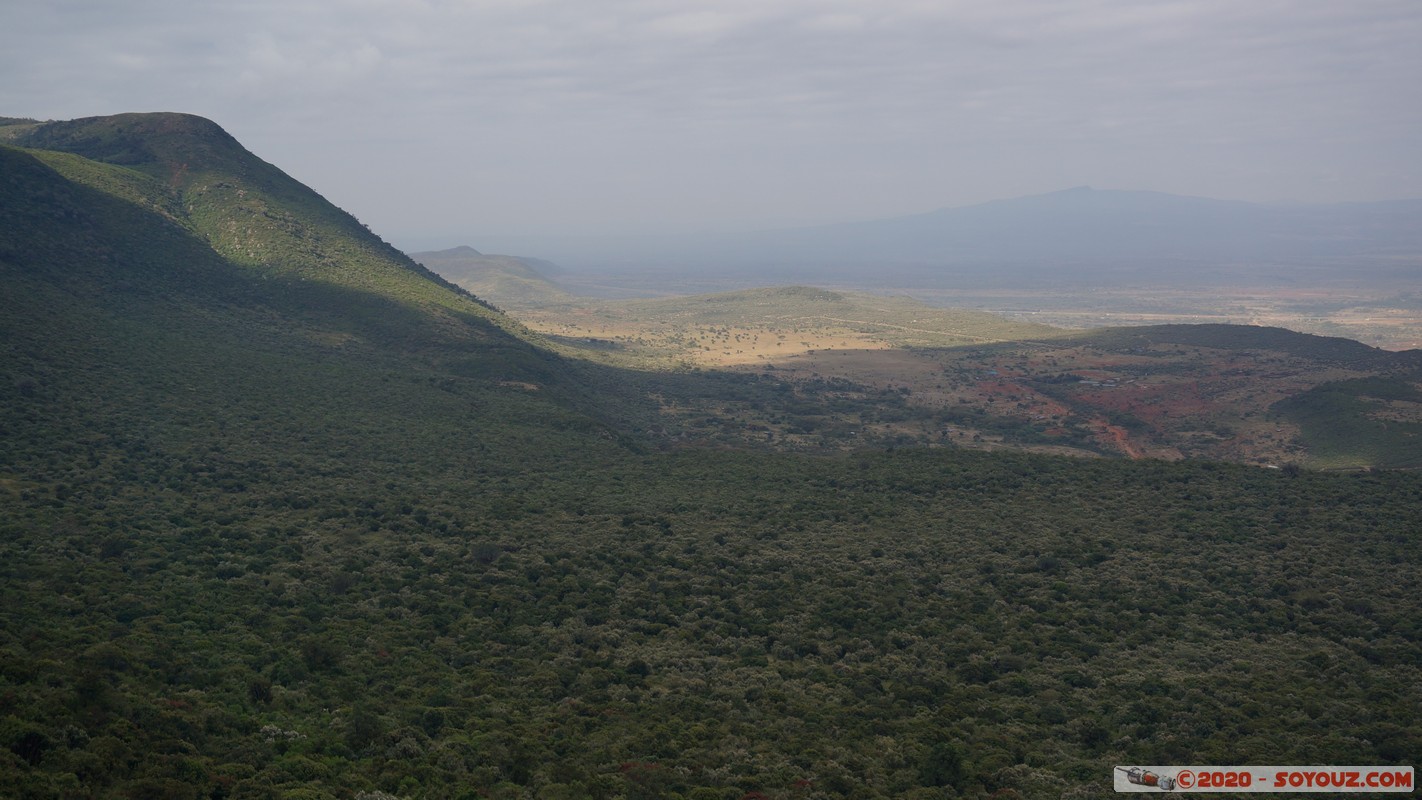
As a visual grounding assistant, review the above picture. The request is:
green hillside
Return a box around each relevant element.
[2,114,1420,800]
[7,113,521,337]
[1272,377,1422,469]
[1071,323,1405,365]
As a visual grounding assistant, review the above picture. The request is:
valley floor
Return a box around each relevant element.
[500,289,1422,469]
[899,286,1422,353]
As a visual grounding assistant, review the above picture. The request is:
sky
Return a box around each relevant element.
[3,0,1421,249]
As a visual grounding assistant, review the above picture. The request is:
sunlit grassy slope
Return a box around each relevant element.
[0,137,624,475]
[9,113,526,337]
[506,285,1067,370]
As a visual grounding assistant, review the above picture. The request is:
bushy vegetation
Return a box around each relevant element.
[3,115,1420,799]
[5,398,1421,798]
[1272,377,1422,469]
[1074,324,1397,366]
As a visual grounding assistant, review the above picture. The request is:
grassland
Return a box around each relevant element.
[515,287,1063,369]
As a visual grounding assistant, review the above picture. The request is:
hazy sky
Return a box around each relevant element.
[4,0,1421,247]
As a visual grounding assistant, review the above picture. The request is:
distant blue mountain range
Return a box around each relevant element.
[463,187,1422,288]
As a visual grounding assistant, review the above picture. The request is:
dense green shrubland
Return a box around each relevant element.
[4,431,1420,798]
[1272,377,1422,469]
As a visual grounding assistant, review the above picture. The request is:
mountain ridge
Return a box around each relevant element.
[6,113,508,326]
[0,113,616,426]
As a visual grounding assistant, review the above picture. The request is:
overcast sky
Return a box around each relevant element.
[4,0,1421,247]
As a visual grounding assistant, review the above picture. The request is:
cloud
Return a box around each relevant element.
[2,0,1420,237]
[234,32,387,97]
